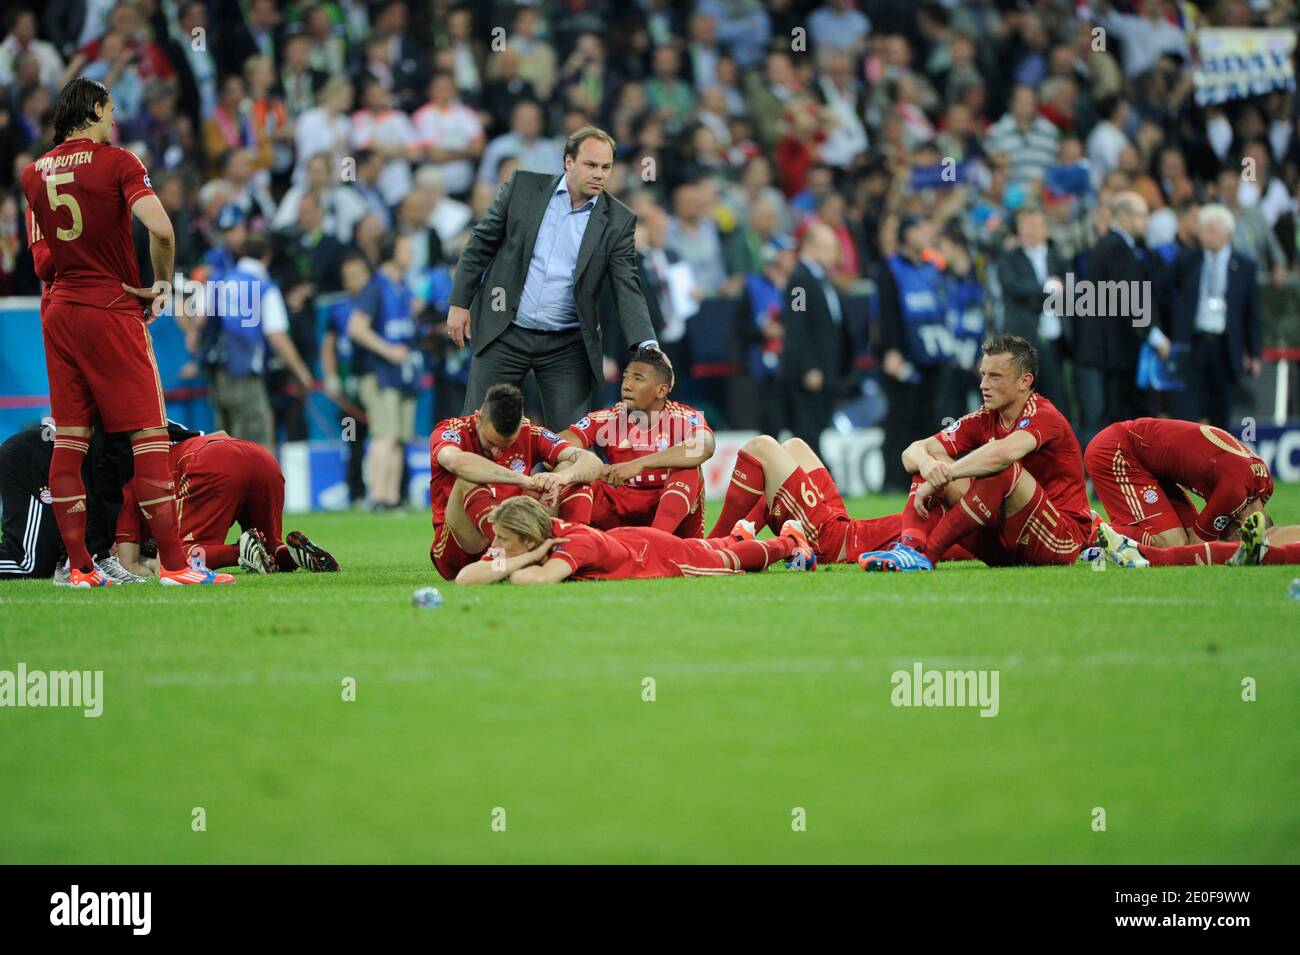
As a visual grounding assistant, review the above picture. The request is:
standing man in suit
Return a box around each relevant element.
[1166,204,1262,430]
[448,126,658,430]
[1073,192,1164,443]
[998,208,1070,410]
[780,222,849,459]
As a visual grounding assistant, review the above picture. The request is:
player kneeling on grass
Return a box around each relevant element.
[114,433,338,576]
[455,495,813,585]
[429,383,603,580]
[860,333,1093,571]
[1099,510,1300,569]
[557,347,714,537]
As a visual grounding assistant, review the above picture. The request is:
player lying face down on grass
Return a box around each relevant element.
[429,383,604,580]
[557,347,715,537]
[1085,418,1300,553]
[454,494,814,585]
[860,333,1093,571]
[20,79,231,585]
[113,433,339,576]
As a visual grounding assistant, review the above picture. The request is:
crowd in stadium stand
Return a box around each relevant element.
[1,1,1298,499]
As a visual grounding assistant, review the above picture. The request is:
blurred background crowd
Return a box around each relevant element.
[1,0,1299,498]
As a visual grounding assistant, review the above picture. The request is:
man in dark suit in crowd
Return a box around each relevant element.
[1166,204,1262,429]
[780,222,850,460]
[998,207,1070,409]
[1073,192,1163,444]
[448,126,659,430]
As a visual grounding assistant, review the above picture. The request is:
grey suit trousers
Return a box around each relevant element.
[463,323,600,431]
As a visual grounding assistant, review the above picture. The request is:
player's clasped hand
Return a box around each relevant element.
[604,460,644,487]
[919,457,951,488]
[121,281,168,323]
[913,480,936,519]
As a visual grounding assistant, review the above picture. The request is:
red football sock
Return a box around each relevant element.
[463,485,498,537]
[925,465,1020,564]
[651,468,700,534]
[198,543,240,569]
[1263,543,1300,564]
[744,498,771,533]
[707,450,765,537]
[726,536,795,571]
[558,483,593,523]
[50,435,93,572]
[274,545,296,571]
[899,475,941,551]
[130,433,187,569]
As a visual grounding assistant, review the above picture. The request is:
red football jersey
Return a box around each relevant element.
[20,138,154,312]
[1122,418,1272,539]
[428,412,572,524]
[547,519,737,580]
[936,393,1091,535]
[565,401,712,487]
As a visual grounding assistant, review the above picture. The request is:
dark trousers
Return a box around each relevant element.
[786,381,833,460]
[1191,333,1235,430]
[1103,366,1145,427]
[1074,365,1105,448]
[0,485,61,579]
[882,368,941,494]
[464,324,598,431]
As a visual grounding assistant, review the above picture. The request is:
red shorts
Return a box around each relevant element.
[42,302,167,432]
[430,522,486,580]
[1085,423,1197,543]
[177,441,285,552]
[967,476,1089,566]
[589,481,705,538]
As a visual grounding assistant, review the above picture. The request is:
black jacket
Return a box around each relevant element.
[780,261,849,386]
[1075,230,1160,372]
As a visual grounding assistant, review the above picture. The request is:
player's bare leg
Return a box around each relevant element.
[49,424,114,587]
[445,477,494,555]
[708,434,797,537]
[1145,527,1192,547]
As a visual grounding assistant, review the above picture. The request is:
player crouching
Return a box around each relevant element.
[115,434,338,577]
[455,495,813,585]
[1099,511,1300,568]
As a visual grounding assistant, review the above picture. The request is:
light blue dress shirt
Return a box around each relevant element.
[515,184,596,332]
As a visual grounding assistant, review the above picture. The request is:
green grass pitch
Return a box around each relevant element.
[2,487,1297,864]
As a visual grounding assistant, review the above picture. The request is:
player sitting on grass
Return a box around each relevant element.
[454,494,813,585]
[706,434,908,567]
[113,433,338,576]
[429,383,603,580]
[860,333,1092,571]
[557,347,714,537]
[1085,417,1299,547]
[1100,510,1300,568]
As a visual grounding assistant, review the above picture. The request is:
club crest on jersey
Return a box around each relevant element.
[441,429,461,443]
[656,435,669,451]
[1143,488,1158,504]
[506,457,526,473]
[1017,418,1030,429]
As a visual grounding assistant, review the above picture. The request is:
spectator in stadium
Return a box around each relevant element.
[0,7,63,90]
[938,228,986,418]
[282,191,347,294]
[349,234,421,510]
[667,180,726,297]
[1166,204,1262,430]
[1212,165,1289,286]
[119,81,187,172]
[735,237,794,435]
[215,146,275,226]
[809,0,872,56]
[510,4,557,103]
[292,76,353,186]
[999,208,1070,410]
[350,76,417,208]
[646,42,696,137]
[781,221,848,460]
[277,32,324,122]
[412,71,484,199]
[202,74,255,179]
[244,54,293,187]
[203,234,313,451]
[477,99,563,186]
[447,125,658,431]
[1075,191,1161,441]
[273,151,366,244]
[985,85,1059,188]
[876,215,949,493]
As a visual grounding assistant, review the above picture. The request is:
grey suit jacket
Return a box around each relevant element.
[449,170,655,383]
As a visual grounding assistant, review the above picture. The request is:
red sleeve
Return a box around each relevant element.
[531,426,573,467]
[566,412,603,449]
[1194,477,1253,541]
[1020,405,1067,452]
[935,411,986,458]
[677,406,712,442]
[115,148,156,209]
[550,528,601,574]
[26,205,54,283]
[430,421,468,468]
